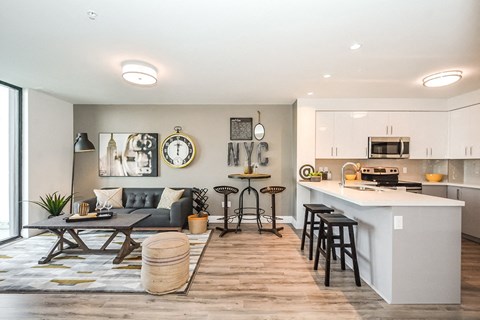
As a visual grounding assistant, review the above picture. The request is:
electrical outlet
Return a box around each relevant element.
[402,167,408,174]
[221,201,232,208]
[394,216,403,230]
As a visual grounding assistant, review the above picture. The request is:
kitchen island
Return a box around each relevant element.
[299,180,464,304]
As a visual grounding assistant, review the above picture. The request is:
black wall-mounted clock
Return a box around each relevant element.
[161,127,196,168]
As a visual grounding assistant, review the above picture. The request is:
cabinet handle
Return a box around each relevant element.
[331,147,333,157]
[456,189,460,200]
[426,148,428,157]
[470,146,473,156]
[391,125,393,135]
[465,147,468,156]
[386,126,389,135]
[336,147,338,156]
[430,148,433,156]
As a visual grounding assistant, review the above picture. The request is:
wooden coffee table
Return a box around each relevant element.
[24,213,150,264]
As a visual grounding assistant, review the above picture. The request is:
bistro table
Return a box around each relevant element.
[228,173,271,232]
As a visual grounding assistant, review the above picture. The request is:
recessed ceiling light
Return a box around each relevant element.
[307,92,314,96]
[350,43,361,50]
[122,63,157,85]
[87,10,98,20]
[323,74,332,79]
[423,70,462,88]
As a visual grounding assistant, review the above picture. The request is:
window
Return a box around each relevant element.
[0,81,21,243]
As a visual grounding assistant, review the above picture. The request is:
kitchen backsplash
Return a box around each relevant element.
[314,159,449,182]
[463,160,480,185]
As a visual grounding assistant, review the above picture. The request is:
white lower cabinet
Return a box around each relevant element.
[447,186,480,239]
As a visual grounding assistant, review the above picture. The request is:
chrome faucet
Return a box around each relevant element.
[341,162,359,187]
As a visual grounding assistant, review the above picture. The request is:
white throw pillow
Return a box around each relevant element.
[94,188,124,208]
[157,188,184,209]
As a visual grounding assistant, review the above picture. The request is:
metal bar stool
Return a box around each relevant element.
[214,186,239,237]
[300,204,334,260]
[259,186,285,237]
[314,213,361,287]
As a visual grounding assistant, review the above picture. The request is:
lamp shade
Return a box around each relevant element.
[74,133,95,152]
[122,63,157,85]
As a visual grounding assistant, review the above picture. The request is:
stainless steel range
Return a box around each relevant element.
[361,166,422,193]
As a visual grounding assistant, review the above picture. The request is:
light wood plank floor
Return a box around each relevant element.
[0,224,479,319]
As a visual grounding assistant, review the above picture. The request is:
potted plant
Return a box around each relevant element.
[28,191,73,218]
[308,171,322,182]
[188,211,209,234]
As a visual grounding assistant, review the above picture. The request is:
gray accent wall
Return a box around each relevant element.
[73,104,295,218]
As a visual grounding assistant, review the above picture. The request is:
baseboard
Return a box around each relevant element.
[208,215,295,225]
[463,233,480,244]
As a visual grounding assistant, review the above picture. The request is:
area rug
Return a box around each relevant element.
[0,229,212,294]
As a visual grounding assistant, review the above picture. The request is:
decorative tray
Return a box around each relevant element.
[65,212,113,223]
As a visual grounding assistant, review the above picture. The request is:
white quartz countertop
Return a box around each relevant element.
[299,180,465,207]
[422,181,480,190]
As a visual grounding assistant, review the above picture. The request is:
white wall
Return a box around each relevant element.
[22,90,73,237]
[73,104,295,221]
[447,88,480,110]
[296,98,447,111]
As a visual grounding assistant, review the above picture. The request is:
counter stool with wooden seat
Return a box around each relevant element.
[314,213,361,287]
[301,204,334,260]
[214,186,239,237]
[259,186,285,237]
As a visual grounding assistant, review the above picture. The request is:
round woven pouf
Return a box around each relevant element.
[141,232,190,295]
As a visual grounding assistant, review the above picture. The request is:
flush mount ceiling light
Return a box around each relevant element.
[423,70,462,88]
[323,74,332,78]
[122,63,157,85]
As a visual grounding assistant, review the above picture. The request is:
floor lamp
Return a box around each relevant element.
[70,133,95,213]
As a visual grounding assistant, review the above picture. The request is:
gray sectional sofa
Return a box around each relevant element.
[82,187,193,230]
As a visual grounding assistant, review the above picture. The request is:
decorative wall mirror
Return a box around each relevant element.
[254,111,265,140]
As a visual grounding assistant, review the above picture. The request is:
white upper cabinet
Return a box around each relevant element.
[316,110,450,160]
[315,112,369,159]
[334,112,370,158]
[366,112,410,136]
[409,112,448,159]
[388,112,411,136]
[315,112,336,158]
[449,105,480,159]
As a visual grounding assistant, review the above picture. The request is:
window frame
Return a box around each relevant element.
[0,80,22,245]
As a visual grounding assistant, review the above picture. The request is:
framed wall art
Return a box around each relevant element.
[230,117,252,140]
[98,133,158,177]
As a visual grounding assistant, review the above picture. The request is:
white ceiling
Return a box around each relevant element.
[1,0,479,104]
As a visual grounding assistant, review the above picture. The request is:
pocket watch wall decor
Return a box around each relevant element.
[161,126,196,168]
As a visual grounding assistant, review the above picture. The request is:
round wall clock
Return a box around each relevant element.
[161,127,196,168]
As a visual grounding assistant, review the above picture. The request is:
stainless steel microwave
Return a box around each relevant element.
[368,137,410,159]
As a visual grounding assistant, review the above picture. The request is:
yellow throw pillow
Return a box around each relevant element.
[157,188,184,209]
[93,188,123,208]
